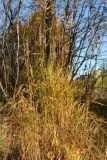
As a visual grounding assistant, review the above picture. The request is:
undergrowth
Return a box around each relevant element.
[0,67,107,160]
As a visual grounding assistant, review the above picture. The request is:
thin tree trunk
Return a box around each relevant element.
[45,0,53,66]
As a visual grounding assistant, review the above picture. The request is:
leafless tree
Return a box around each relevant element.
[0,0,22,96]
[55,0,107,79]
[0,0,107,98]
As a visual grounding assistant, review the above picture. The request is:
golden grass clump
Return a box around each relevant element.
[0,66,106,160]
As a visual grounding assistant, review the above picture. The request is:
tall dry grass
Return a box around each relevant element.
[0,66,107,160]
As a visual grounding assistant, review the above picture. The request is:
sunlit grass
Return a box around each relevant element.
[0,66,106,159]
